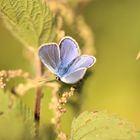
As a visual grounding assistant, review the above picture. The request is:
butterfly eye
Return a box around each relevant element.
[56,76,61,81]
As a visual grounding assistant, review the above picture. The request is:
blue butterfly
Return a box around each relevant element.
[38,36,96,84]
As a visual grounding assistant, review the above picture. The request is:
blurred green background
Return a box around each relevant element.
[0,0,140,136]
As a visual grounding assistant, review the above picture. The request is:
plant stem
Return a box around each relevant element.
[34,87,42,122]
[34,54,43,135]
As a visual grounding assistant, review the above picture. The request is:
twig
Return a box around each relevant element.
[34,54,43,136]
[48,82,75,140]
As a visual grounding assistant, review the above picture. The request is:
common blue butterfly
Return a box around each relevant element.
[38,36,96,84]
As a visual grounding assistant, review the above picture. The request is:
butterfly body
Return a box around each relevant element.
[39,36,96,84]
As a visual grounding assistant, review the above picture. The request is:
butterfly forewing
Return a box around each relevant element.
[39,44,60,74]
[59,37,80,67]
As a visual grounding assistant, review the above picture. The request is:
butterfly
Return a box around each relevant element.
[38,36,96,84]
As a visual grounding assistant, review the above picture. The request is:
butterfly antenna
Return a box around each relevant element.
[37,79,56,86]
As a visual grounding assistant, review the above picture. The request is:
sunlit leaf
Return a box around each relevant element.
[70,111,140,140]
[0,0,55,48]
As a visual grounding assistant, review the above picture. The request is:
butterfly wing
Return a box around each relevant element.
[59,37,80,67]
[60,55,96,84]
[61,68,87,84]
[68,55,96,72]
[38,43,60,74]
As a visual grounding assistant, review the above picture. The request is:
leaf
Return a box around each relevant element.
[0,89,35,140]
[0,0,55,48]
[70,111,140,140]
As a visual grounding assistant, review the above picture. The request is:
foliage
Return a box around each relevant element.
[70,111,140,140]
[0,89,35,140]
[0,0,55,48]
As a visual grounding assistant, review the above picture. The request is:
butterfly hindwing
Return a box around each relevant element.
[60,55,96,84]
[67,55,96,73]
[61,68,87,84]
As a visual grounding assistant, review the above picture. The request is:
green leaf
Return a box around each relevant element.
[0,0,55,48]
[70,111,140,140]
[0,89,35,140]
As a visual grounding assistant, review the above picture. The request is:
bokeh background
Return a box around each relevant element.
[0,0,140,136]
